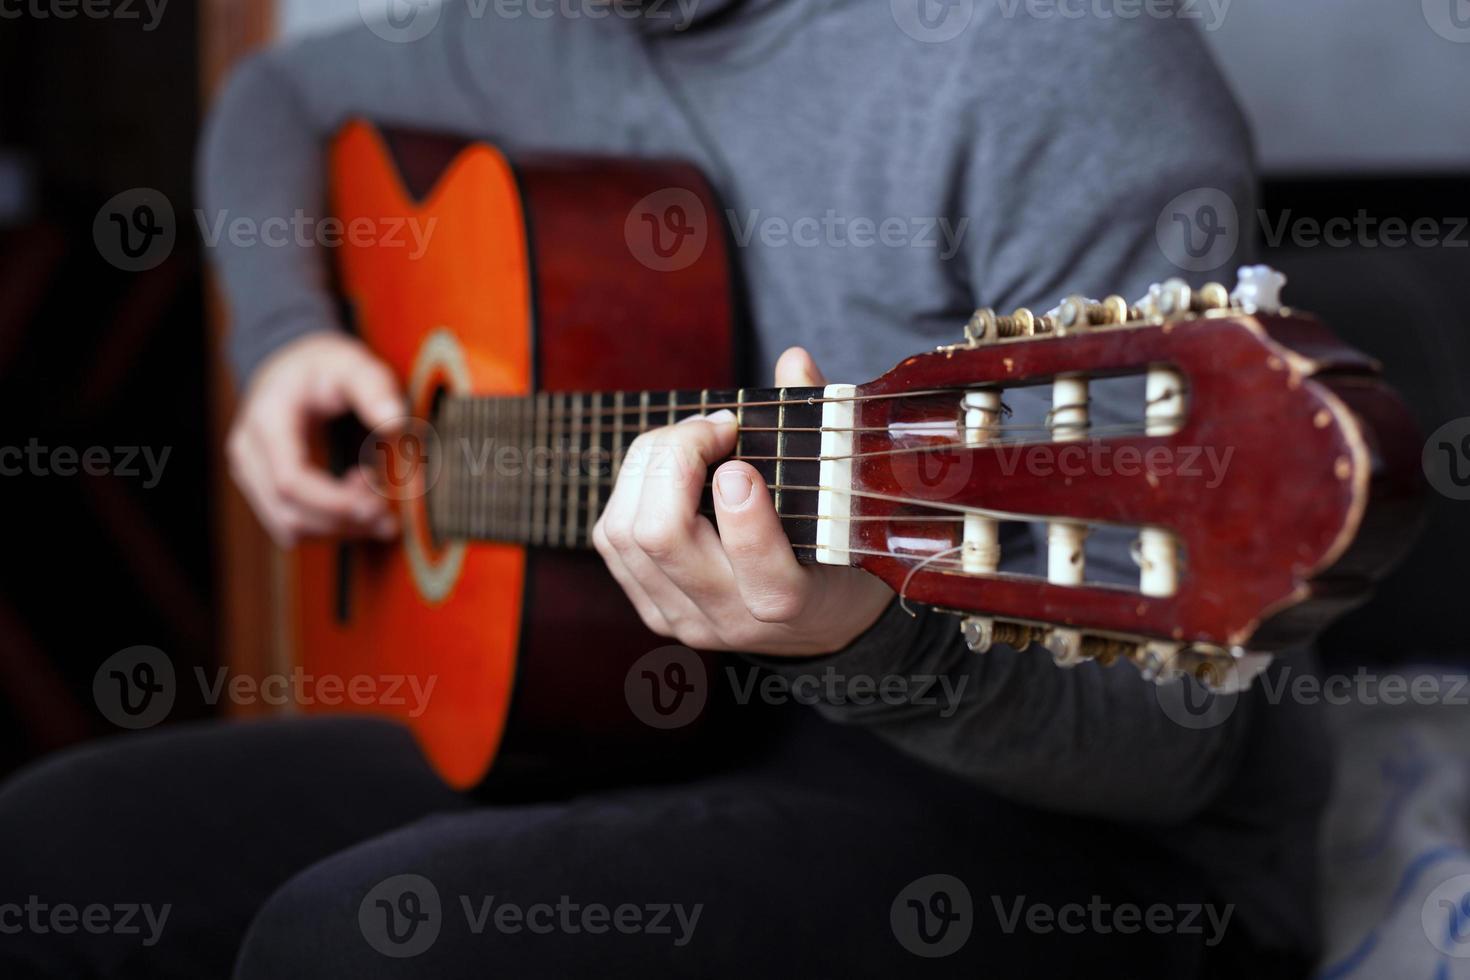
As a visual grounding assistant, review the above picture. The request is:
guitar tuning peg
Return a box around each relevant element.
[1199,649,1275,695]
[1230,265,1288,314]
[1136,641,1183,683]
[963,307,1051,346]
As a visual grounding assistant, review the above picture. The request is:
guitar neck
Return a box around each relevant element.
[428,386,832,561]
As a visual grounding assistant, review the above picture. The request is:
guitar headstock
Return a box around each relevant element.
[843,268,1423,691]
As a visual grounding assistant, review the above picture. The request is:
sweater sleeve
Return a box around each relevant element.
[754,15,1264,825]
[197,3,598,383]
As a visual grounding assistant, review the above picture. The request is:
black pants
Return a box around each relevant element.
[0,709,1268,978]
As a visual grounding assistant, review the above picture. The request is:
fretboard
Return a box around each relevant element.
[428,387,827,560]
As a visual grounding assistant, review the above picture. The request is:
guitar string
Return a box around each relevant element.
[436,479,1087,526]
[432,422,1181,468]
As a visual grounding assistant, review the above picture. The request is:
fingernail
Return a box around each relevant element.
[716,468,752,507]
[705,409,736,425]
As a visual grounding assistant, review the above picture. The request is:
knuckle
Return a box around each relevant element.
[748,590,805,624]
[603,519,634,551]
[680,626,725,651]
[632,518,681,558]
[637,608,671,637]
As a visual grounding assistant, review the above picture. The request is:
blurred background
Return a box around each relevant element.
[0,0,1466,776]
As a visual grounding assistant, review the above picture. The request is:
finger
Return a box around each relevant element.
[596,433,691,623]
[635,411,738,538]
[239,428,344,542]
[341,468,400,540]
[774,346,827,388]
[592,520,670,635]
[712,461,813,623]
[601,425,728,630]
[334,353,408,432]
[253,403,387,522]
[229,429,295,548]
[629,413,738,596]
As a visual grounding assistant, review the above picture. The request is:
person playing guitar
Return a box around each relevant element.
[0,2,1350,978]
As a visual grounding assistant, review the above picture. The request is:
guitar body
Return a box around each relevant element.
[288,121,735,789]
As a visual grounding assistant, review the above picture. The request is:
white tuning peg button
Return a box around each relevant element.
[1230,265,1287,314]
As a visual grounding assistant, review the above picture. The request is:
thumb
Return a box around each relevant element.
[774,347,827,388]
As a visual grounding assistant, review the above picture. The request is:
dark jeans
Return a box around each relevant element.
[0,708,1274,978]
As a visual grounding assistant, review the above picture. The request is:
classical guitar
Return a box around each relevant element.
[289,120,1423,789]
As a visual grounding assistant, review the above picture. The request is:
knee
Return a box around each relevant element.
[235,860,417,980]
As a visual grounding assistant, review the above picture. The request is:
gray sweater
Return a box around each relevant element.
[200,0,1326,955]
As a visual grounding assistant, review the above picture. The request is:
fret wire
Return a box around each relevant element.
[533,393,548,545]
[466,397,476,540]
[587,392,602,534]
[612,391,627,499]
[548,393,564,547]
[501,397,513,539]
[488,398,499,540]
[521,394,534,543]
[735,388,745,460]
[775,386,786,518]
[565,393,582,548]
[464,398,475,540]
[638,391,649,444]
[666,390,677,427]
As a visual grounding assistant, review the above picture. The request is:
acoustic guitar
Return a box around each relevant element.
[288,120,1422,790]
